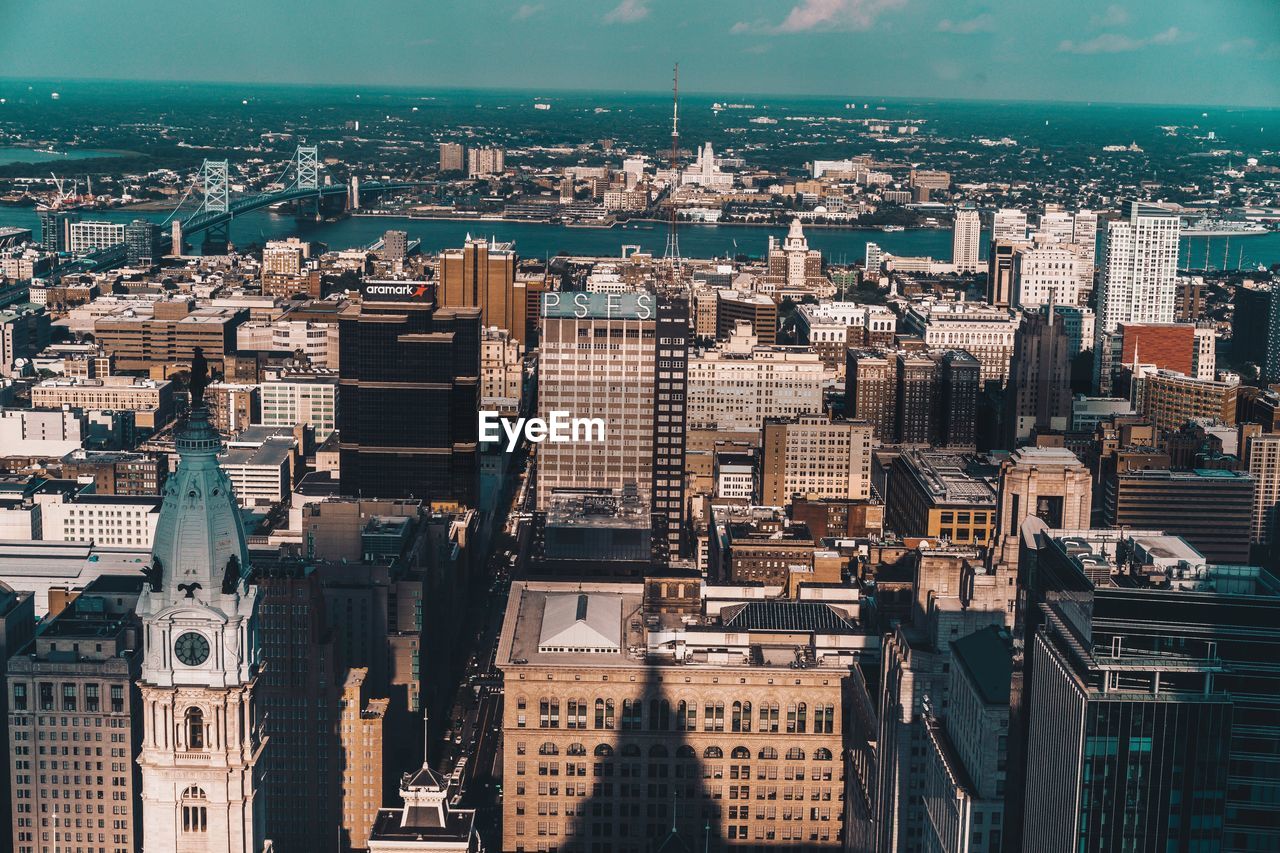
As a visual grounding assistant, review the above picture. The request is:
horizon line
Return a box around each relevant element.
[1,75,1277,113]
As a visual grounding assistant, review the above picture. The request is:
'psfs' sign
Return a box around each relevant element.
[541,291,654,320]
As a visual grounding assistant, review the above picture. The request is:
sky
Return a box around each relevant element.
[0,0,1277,107]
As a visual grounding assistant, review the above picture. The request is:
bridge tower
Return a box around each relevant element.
[350,175,361,210]
[295,146,319,190]
[199,159,231,254]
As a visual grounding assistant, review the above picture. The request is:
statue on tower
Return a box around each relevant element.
[189,346,209,409]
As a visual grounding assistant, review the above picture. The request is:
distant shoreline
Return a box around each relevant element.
[352,210,944,233]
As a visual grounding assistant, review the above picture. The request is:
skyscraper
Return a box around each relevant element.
[438,142,464,173]
[1017,528,1280,852]
[986,240,1016,308]
[125,219,162,267]
[337,284,481,503]
[1093,202,1181,392]
[1006,308,1074,444]
[991,208,1028,245]
[952,204,981,274]
[535,292,688,561]
[438,236,526,344]
[136,379,267,852]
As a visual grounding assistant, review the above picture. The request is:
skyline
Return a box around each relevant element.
[0,0,1277,108]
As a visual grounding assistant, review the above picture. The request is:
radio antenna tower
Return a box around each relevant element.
[663,62,682,272]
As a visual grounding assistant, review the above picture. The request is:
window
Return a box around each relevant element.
[703,746,723,759]
[185,707,205,750]
[110,684,123,713]
[85,684,100,713]
[61,683,77,712]
[12,683,26,712]
[181,786,207,833]
[39,683,53,712]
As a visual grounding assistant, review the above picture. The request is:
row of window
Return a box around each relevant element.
[524,698,836,734]
[12,684,124,713]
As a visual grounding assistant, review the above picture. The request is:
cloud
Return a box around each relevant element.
[1091,4,1130,28]
[603,0,650,24]
[1058,26,1181,54]
[1218,37,1256,54]
[733,0,907,35]
[744,43,773,54]
[512,3,543,20]
[937,13,993,34]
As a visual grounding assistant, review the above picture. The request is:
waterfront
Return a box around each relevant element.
[0,146,125,166]
[1,205,1277,270]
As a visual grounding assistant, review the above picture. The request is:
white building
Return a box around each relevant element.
[952,206,981,274]
[1013,245,1082,308]
[67,220,126,254]
[1094,202,1181,391]
[866,242,884,273]
[991,208,1028,245]
[686,324,828,431]
[262,237,311,276]
[236,319,338,368]
[36,491,161,548]
[219,432,295,508]
[260,368,338,440]
[902,301,1020,385]
[0,407,86,456]
[481,326,524,416]
[681,142,734,190]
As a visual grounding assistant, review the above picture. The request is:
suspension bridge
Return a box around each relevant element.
[60,145,419,276]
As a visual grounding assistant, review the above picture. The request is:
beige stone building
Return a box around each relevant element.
[497,579,877,852]
[339,667,388,851]
[761,416,874,506]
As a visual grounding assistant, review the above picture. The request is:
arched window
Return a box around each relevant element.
[539,742,559,756]
[184,707,205,750]
[568,742,587,756]
[703,746,723,759]
[814,747,833,761]
[741,701,752,733]
[621,744,641,758]
[648,744,669,758]
[731,746,750,760]
[731,701,743,732]
[676,745,696,759]
[649,699,671,731]
[786,747,805,761]
[758,746,778,760]
[180,786,207,833]
[594,743,614,757]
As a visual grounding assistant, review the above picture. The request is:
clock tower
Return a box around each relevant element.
[136,361,268,853]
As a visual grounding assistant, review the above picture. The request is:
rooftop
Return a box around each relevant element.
[951,625,1013,705]
[900,450,998,506]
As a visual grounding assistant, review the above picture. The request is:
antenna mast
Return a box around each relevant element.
[663,62,682,272]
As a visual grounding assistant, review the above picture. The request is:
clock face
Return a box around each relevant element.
[174,632,210,667]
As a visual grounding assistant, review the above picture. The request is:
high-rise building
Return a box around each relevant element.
[38,209,79,252]
[991,208,1028,245]
[1094,202,1181,392]
[136,402,267,852]
[901,302,1019,387]
[262,237,309,276]
[1133,368,1237,436]
[1103,467,1254,564]
[438,142,464,173]
[952,205,981,274]
[1017,528,1280,853]
[7,578,143,853]
[67,220,126,254]
[845,349,979,446]
[986,240,1016,308]
[991,445,1092,562]
[686,322,826,431]
[339,667,389,850]
[938,350,981,448]
[124,219,162,267]
[536,291,688,559]
[1012,244,1082,308]
[761,416,874,505]
[438,236,526,344]
[866,241,884,275]
[466,146,505,177]
[715,290,778,345]
[767,218,824,292]
[380,229,408,262]
[256,563,341,853]
[338,285,480,503]
[1006,308,1074,443]
[1244,431,1280,545]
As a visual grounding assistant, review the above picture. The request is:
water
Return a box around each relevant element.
[0,147,125,166]
[0,205,1277,271]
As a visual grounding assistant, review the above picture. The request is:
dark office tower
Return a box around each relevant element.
[651,295,689,561]
[338,285,481,504]
[896,351,937,444]
[438,236,526,345]
[847,348,896,441]
[38,209,79,252]
[257,563,341,853]
[987,239,1016,308]
[1018,528,1280,853]
[937,350,980,447]
[1103,467,1254,564]
[1267,280,1280,383]
[0,589,35,848]
[1232,281,1272,367]
[1006,307,1073,446]
[124,218,161,267]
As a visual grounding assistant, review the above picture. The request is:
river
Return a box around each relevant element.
[1,205,1277,270]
